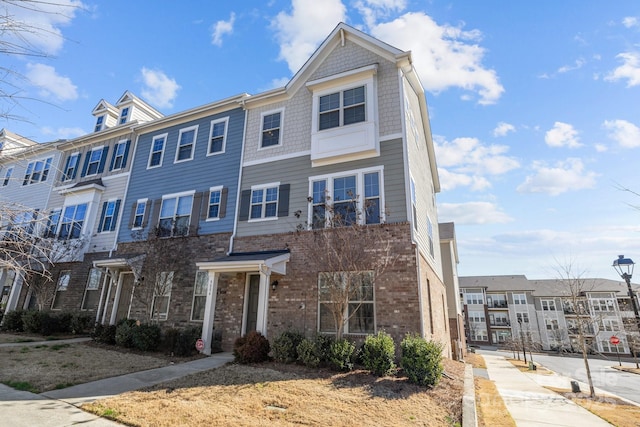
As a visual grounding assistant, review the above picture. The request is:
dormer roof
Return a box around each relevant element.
[115,90,163,120]
[92,100,118,117]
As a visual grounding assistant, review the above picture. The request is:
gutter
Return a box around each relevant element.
[228,100,249,254]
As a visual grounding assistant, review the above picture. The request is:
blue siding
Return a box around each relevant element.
[118,107,245,243]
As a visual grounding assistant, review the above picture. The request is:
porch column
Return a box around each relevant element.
[95,268,110,323]
[108,270,123,325]
[201,271,219,355]
[5,272,23,313]
[256,268,271,337]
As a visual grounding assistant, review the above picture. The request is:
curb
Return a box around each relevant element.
[462,363,477,427]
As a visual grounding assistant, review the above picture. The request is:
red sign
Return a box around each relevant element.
[610,336,620,345]
[195,338,205,352]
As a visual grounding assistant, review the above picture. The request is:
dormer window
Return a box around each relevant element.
[95,116,104,132]
[319,86,365,130]
[119,107,130,125]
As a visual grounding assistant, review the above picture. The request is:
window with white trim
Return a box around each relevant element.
[81,268,102,310]
[98,200,121,233]
[207,186,223,220]
[319,85,365,130]
[132,200,147,229]
[601,339,624,353]
[58,203,88,240]
[148,134,167,168]
[158,194,193,237]
[601,319,620,332]
[85,147,104,176]
[110,140,129,171]
[468,311,485,323]
[427,216,434,257]
[464,292,484,305]
[513,293,527,305]
[250,184,278,220]
[51,271,71,310]
[3,167,13,186]
[63,153,80,181]
[208,118,228,155]
[191,271,208,321]
[151,271,173,321]
[119,107,129,124]
[260,111,282,148]
[309,168,383,229]
[318,271,374,334]
[516,312,529,323]
[591,298,616,312]
[471,328,488,341]
[95,115,104,132]
[545,319,559,330]
[23,157,52,185]
[175,125,198,162]
[44,209,61,238]
[541,299,556,311]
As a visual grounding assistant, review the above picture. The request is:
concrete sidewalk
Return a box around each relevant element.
[482,353,612,427]
[0,347,233,427]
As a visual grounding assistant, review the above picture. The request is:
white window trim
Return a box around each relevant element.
[24,156,53,185]
[174,125,199,163]
[132,198,148,230]
[147,133,168,169]
[151,271,173,321]
[159,190,196,237]
[111,139,128,171]
[248,182,280,222]
[3,167,13,186]
[51,271,71,310]
[63,152,81,181]
[81,268,102,311]
[207,117,229,156]
[190,271,208,322]
[258,108,284,150]
[95,115,104,132]
[85,145,105,177]
[206,185,224,222]
[307,166,385,228]
[98,198,119,234]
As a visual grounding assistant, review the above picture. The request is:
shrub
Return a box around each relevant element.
[2,310,24,332]
[400,334,443,387]
[91,323,116,345]
[70,313,94,335]
[233,331,270,364]
[174,326,202,357]
[296,337,321,368]
[314,334,333,363]
[132,324,162,352]
[22,310,47,334]
[161,328,180,354]
[271,330,304,363]
[114,319,137,348]
[55,312,74,334]
[329,338,356,371]
[362,331,396,376]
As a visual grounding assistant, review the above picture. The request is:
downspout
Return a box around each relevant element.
[228,98,249,254]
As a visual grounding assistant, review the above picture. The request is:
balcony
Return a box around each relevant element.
[488,301,508,309]
[490,320,511,327]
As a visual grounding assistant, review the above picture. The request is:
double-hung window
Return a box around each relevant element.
[208,118,228,155]
[260,110,282,148]
[45,209,61,238]
[95,115,104,132]
[250,184,278,220]
[541,300,556,311]
[319,86,365,130]
[84,147,105,176]
[516,312,529,323]
[513,294,527,305]
[206,186,223,220]
[58,203,87,240]
[191,271,208,321]
[81,268,102,310]
[110,140,129,171]
[426,216,434,257]
[3,167,13,186]
[333,176,357,226]
[151,271,173,321]
[63,153,80,181]
[175,125,198,162]
[119,107,129,124]
[318,271,374,334]
[132,200,147,229]
[148,134,167,168]
[158,194,193,237]
[51,271,71,310]
[23,157,52,185]
[98,200,121,233]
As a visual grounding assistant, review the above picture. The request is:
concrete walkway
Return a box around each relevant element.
[482,353,612,427]
[0,337,233,427]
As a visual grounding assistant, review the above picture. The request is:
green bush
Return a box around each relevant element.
[400,334,443,387]
[70,313,94,335]
[174,326,202,357]
[329,338,356,371]
[271,330,304,363]
[296,337,321,368]
[114,319,137,348]
[161,328,180,353]
[91,323,116,345]
[22,310,47,334]
[233,331,270,364]
[2,310,24,332]
[132,324,162,352]
[362,331,397,376]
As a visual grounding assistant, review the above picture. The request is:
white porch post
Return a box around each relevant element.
[109,271,123,325]
[95,269,110,323]
[5,272,23,312]
[201,271,219,355]
[256,269,271,337]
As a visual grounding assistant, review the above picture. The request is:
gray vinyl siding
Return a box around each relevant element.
[88,175,128,253]
[236,139,407,237]
[118,107,245,243]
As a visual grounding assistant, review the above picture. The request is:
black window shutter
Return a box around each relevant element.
[201,190,210,221]
[128,202,137,228]
[97,202,108,232]
[142,200,152,228]
[149,198,162,237]
[219,187,228,218]
[108,147,116,171]
[72,154,81,179]
[238,189,251,221]
[189,192,203,235]
[278,184,290,217]
[80,152,91,177]
[111,200,121,231]
[62,156,71,180]
[97,146,109,174]
[122,140,131,169]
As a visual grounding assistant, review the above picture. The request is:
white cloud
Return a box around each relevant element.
[437,168,491,191]
[2,0,84,56]
[493,122,515,137]
[545,122,581,148]
[605,52,640,87]
[603,119,640,148]
[557,58,585,73]
[41,126,85,139]
[517,158,598,196]
[211,12,235,46]
[594,143,608,152]
[622,17,639,28]
[140,68,180,109]
[26,63,78,101]
[435,136,520,175]
[438,201,513,225]
[355,0,406,28]
[370,12,504,105]
[272,0,346,73]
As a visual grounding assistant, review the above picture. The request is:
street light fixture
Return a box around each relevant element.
[612,255,640,367]
[517,317,527,363]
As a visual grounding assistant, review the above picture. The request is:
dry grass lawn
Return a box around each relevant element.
[0,333,48,344]
[0,341,169,393]
[465,353,515,427]
[546,387,640,427]
[507,358,553,375]
[84,359,465,427]
[612,365,640,375]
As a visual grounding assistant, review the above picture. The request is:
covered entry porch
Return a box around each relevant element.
[93,255,145,325]
[196,250,289,355]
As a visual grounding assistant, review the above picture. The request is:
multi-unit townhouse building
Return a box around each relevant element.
[0,23,458,357]
[460,275,640,356]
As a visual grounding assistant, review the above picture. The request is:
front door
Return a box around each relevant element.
[245,274,260,333]
[115,272,134,321]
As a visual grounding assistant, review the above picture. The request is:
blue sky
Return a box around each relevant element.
[2,0,640,281]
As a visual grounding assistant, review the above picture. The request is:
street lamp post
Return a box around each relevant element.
[612,255,640,367]
[518,317,527,364]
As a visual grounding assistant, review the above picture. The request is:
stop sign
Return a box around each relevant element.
[195,338,205,352]
[610,336,620,345]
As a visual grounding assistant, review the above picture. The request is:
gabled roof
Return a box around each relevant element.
[92,99,118,116]
[115,90,163,119]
